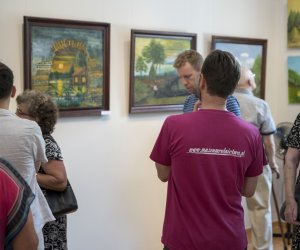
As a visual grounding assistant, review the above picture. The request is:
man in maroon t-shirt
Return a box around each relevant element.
[150,50,266,250]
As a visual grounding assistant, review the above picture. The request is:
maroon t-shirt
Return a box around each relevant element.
[150,110,266,250]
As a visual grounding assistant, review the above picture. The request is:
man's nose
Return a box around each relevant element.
[180,78,188,85]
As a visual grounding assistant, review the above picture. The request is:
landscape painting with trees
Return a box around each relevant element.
[288,0,300,48]
[288,56,300,104]
[130,30,197,113]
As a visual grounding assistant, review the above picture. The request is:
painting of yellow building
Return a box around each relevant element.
[25,17,110,115]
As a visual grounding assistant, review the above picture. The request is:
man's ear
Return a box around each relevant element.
[247,79,256,90]
[199,73,206,90]
[11,86,16,98]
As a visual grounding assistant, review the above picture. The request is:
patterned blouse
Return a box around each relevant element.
[44,134,63,161]
[286,114,300,249]
[287,113,300,149]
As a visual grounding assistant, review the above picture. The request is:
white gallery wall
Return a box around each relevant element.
[0,0,298,249]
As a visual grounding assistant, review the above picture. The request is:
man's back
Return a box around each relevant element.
[0,108,54,247]
[150,110,264,250]
[0,109,45,184]
[234,89,275,132]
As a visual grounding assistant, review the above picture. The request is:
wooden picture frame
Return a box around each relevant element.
[23,16,110,117]
[129,29,197,113]
[211,35,267,99]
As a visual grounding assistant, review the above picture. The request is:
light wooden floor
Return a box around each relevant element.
[246,222,292,250]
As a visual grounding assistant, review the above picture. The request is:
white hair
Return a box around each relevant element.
[238,67,256,90]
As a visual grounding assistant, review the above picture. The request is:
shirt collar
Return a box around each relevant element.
[235,88,253,96]
[0,108,16,116]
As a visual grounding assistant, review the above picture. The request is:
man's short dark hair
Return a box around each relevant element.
[0,62,14,99]
[201,50,240,98]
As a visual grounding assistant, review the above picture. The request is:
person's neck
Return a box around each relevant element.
[0,98,10,110]
[236,83,252,92]
[201,94,226,111]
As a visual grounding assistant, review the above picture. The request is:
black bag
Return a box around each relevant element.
[280,182,300,221]
[42,179,78,217]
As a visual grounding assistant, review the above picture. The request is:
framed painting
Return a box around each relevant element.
[129,29,197,113]
[288,56,300,104]
[288,0,300,48]
[23,16,110,117]
[211,35,267,99]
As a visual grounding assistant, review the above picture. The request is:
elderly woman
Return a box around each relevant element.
[284,113,300,250]
[16,90,68,250]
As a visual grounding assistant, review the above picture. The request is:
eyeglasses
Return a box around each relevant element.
[16,107,32,118]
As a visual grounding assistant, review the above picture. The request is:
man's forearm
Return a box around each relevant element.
[155,163,170,182]
[284,148,300,202]
[263,134,276,166]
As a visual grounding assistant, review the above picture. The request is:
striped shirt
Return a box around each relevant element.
[183,94,241,116]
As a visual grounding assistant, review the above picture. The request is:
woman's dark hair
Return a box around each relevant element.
[16,90,58,135]
[201,50,240,98]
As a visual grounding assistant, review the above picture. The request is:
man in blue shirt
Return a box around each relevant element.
[173,50,240,115]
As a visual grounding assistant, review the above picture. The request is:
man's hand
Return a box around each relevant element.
[193,100,201,112]
[284,199,300,225]
[270,163,280,179]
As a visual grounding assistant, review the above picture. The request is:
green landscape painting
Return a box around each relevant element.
[288,0,300,48]
[132,36,192,108]
[288,56,300,104]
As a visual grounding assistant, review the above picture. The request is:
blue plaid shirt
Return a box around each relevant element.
[183,94,241,116]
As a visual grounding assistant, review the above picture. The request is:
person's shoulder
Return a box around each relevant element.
[165,112,193,124]
[14,118,43,138]
[165,113,184,122]
[233,91,252,105]
[23,118,41,129]
[235,91,265,106]
[185,94,195,100]
[252,97,272,112]
[227,95,237,101]
[43,134,53,140]
[235,117,260,133]
[252,94,267,103]
[43,134,57,145]
[13,116,38,128]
